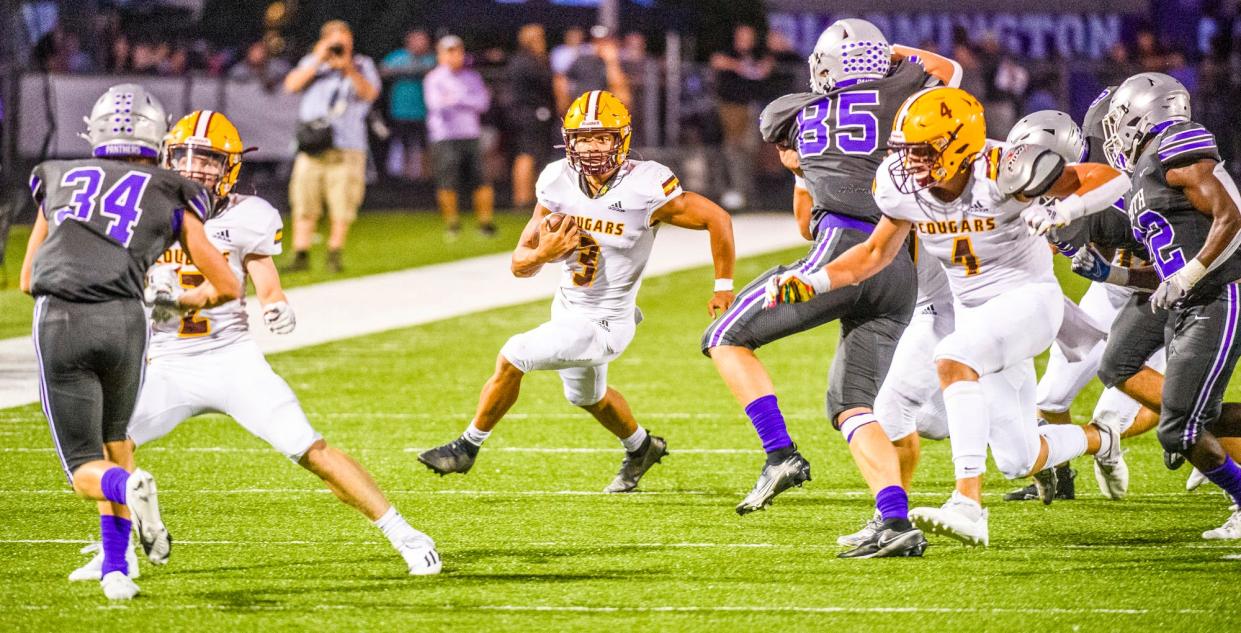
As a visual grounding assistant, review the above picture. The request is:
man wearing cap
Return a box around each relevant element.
[424,35,495,239]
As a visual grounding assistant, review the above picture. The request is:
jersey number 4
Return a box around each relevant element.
[952,236,981,276]
[797,91,881,158]
[55,168,151,247]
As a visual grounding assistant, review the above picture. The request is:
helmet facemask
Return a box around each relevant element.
[888,130,960,195]
[563,128,627,177]
[1100,104,1135,172]
[163,143,237,199]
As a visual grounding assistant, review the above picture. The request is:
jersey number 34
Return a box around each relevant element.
[797,91,881,158]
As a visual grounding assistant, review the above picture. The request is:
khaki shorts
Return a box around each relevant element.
[289,148,366,223]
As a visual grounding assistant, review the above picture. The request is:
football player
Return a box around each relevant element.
[67,111,442,580]
[20,85,241,599]
[418,90,735,492]
[703,18,960,558]
[1092,73,1241,538]
[769,87,1131,546]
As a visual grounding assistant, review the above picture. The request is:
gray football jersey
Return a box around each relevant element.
[29,159,211,302]
[759,60,932,225]
[1126,120,1241,294]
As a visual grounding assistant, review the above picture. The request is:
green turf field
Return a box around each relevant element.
[0,212,530,340]
[1,243,1239,631]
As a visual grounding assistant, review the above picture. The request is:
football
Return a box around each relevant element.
[536,212,576,262]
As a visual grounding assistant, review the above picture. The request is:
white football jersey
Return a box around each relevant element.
[536,158,683,322]
[912,235,952,311]
[148,194,283,357]
[875,141,1056,307]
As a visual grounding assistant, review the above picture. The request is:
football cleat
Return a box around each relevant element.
[1032,467,1058,505]
[838,525,928,559]
[1164,450,1186,470]
[1003,465,1075,501]
[736,450,812,515]
[68,541,140,582]
[100,571,140,600]
[911,491,989,547]
[604,435,668,493]
[1092,423,1128,499]
[417,438,479,476]
[397,534,443,575]
[837,510,883,547]
[126,469,171,565]
[1202,506,1241,540]
[1186,468,1208,492]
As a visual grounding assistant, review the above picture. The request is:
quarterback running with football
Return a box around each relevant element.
[770,87,1130,546]
[703,18,960,558]
[418,90,735,492]
[68,111,442,581]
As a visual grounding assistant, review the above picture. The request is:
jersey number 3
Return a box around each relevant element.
[797,91,881,158]
[572,234,601,287]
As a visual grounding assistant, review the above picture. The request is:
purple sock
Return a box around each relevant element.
[100,467,129,505]
[1204,457,1241,507]
[745,395,792,453]
[875,485,909,522]
[100,515,132,576]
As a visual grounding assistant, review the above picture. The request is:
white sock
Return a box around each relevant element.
[373,506,419,548]
[943,381,989,480]
[1040,424,1088,467]
[621,426,648,453]
[462,422,491,447]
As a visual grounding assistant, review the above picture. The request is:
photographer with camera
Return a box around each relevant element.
[283,20,380,273]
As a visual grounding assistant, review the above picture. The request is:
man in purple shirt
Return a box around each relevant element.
[424,35,494,238]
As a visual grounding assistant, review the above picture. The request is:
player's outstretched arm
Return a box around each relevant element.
[179,212,241,308]
[1017,159,1129,235]
[793,178,814,241]
[511,204,578,278]
[246,254,296,334]
[768,217,912,307]
[892,44,962,88]
[18,212,48,295]
[651,192,736,316]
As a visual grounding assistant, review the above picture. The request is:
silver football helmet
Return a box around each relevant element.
[1101,72,1191,172]
[1006,110,1087,164]
[81,83,169,159]
[808,18,891,94]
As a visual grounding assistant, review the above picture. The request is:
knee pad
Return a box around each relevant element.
[874,387,918,442]
[565,384,605,407]
[993,451,1035,481]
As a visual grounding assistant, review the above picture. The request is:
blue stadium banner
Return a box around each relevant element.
[769,11,1146,60]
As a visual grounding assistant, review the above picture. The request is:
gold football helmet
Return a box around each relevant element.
[162,110,244,199]
[562,90,632,176]
[888,87,986,194]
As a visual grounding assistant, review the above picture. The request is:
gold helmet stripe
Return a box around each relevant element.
[585,90,601,122]
[194,110,215,138]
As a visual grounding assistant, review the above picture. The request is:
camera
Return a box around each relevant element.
[328,44,345,57]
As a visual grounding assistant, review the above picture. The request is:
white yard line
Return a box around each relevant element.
[0,214,802,410]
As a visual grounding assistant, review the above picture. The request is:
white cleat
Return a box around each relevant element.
[837,510,882,547]
[68,541,140,582]
[126,469,171,565]
[1092,423,1128,499]
[910,491,989,547]
[100,571,139,600]
[1202,506,1241,540]
[397,535,442,576]
[1186,468,1208,492]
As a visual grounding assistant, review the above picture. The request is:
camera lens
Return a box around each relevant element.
[329,44,344,56]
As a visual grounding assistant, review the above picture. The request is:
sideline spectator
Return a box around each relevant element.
[283,20,380,273]
[558,25,631,112]
[506,24,555,208]
[550,26,587,111]
[230,40,292,90]
[381,28,437,181]
[424,35,495,239]
[710,24,771,210]
[765,30,804,99]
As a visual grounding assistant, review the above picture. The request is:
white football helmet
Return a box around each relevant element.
[808,19,891,94]
[1006,110,1088,164]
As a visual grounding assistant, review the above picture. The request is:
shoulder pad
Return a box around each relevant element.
[997,144,1066,198]
[1156,121,1219,168]
[759,93,820,145]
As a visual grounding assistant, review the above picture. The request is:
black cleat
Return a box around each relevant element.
[1032,467,1058,505]
[1004,465,1075,501]
[418,438,479,476]
[736,450,811,515]
[604,435,668,493]
[1165,450,1186,471]
[838,526,928,559]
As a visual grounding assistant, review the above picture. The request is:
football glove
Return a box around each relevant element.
[144,267,183,324]
[763,269,830,308]
[1019,202,1069,236]
[1150,258,1206,310]
[263,301,296,335]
